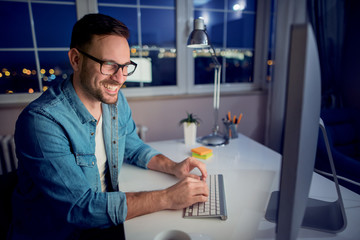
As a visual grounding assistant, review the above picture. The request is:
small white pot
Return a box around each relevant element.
[183,122,197,146]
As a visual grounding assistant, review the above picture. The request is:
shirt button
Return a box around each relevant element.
[92,162,95,166]
[113,165,117,169]
[91,132,94,136]
[112,116,116,120]
[113,140,116,144]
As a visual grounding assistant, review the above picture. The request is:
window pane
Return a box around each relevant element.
[125,49,176,87]
[35,0,75,2]
[141,0,175,6]
[193,0,256,86]
[99,6,138,46]
[141,9,175,47]
[227,11,256,48]
[32,3,76,48]
[194,0,224,9]
[0,2,33,48]
[0,51,38,94]
[99,1,176,88]
[39,51,72,89]
[225,50,254,83]
[98,0,135,4]
[194,51,217,85]
[228,0,256,11]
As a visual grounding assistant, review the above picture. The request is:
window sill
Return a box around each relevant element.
[127,88,266,102]
[0,93,42,107]
[0,88,267,107]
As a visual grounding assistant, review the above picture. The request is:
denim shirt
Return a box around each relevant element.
[10,77,160,239]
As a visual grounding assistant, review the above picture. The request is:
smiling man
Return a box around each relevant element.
[9,14,208,240]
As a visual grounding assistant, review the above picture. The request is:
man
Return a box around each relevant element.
[9,13,208,239]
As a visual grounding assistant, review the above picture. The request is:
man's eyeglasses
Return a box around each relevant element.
[76,49,137,76]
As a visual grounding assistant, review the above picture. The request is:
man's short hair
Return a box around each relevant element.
[70,13,129,50]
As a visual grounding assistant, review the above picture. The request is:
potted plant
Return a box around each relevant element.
[179,112,201,145]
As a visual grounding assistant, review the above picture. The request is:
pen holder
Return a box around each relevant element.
[224,122,238,139]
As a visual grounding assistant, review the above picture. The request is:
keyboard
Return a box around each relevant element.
[183,174,228,220]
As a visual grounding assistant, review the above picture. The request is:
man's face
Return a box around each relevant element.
[77,35,130,105]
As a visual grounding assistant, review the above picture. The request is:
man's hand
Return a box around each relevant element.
[172,157,207,181]
[164,176,209,209]
[147,154,207,180]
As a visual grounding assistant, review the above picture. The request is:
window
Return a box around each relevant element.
[0,0,268,101]
[193,0,256,86]
[98,0,177,90]
[0,0,76,95]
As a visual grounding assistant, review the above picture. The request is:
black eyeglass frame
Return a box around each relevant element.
[76,48,137,76]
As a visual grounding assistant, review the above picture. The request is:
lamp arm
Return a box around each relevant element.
[209,43,221,67]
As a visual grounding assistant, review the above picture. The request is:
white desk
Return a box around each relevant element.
[118,134,360,240]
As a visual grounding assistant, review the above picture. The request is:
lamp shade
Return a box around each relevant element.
[187,18,210,48]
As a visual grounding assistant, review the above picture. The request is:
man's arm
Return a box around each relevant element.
[125,176,208,220]
[125,154,209,220]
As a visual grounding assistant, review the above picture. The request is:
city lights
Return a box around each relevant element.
[0,65,67,93]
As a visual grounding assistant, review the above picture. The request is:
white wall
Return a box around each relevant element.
[0,91,267,144]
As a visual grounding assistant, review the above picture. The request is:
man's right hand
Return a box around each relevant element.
[164,177,209,210]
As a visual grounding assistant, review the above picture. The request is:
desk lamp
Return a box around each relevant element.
[187,17,227,146]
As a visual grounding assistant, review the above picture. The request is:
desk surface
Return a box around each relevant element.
[118,134,360,240]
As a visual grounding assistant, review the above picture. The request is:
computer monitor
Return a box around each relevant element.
[265,23,347,240]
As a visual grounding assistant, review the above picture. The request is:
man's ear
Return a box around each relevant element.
[68,48,81,72]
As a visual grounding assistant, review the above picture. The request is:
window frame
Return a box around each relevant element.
[0,0,271,104]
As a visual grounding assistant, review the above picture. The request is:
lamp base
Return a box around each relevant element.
[200,133,228,146]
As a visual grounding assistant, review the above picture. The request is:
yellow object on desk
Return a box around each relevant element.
[191,146,213,160]
[192,152,213,160]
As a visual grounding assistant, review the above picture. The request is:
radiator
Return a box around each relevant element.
[0,135,18,175]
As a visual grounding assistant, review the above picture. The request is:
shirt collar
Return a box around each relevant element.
[62,75,96,124]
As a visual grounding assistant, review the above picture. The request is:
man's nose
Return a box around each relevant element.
[110,68,126,84]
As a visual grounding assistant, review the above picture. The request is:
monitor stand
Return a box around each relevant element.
[265,119,347,233]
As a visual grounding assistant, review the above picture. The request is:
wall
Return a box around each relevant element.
[0,91,267,144]
[129,92,267,143]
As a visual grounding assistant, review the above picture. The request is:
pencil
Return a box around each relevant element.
[237,113,243,124]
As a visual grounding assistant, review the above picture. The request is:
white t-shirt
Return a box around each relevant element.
[95,114,108,192]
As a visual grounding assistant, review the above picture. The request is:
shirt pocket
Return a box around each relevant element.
[75,153,96,167]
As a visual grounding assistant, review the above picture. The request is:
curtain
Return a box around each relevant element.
[307,0,345,108]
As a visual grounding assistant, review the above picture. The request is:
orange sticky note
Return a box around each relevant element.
[191,146,212,156]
